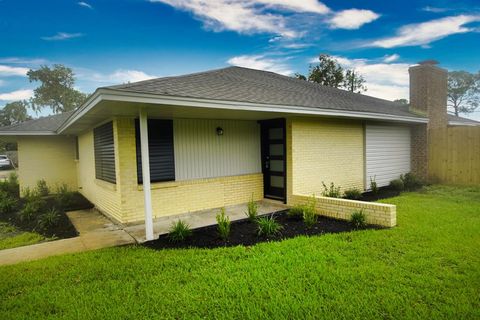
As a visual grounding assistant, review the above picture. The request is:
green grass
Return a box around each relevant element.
[1,185,479,319]
[0,222,46,250]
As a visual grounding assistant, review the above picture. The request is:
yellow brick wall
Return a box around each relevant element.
[17,136,77,194]
[76,126,122,222]
[289,194,396,227]
[289,117,365,197]
[115,117,263,224]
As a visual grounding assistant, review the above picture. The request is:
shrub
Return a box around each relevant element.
[321,182,342,198]
[389,178,405,192]
[22,187,40,202]
[18,199,45,223]
[168,220,192,242]
[36,179,50,197]
[37,208,61,231]
[350,210,367,229]
[370,176,378,195]
[0,191,18,215]
[400,173,424,191]
[216,207,231,241]
[245,195,258,222]
[343,188,362,200]
[0,172,19,198]
[303,196,317,229]
[257,215,283,237]
[287,205,304,219]
[54,184,74,209]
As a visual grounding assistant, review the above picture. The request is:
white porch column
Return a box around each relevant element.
[139,109,154,241]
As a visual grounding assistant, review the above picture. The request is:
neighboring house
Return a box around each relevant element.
[0,60,474,239]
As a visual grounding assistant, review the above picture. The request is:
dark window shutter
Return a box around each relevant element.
[135,119,175,183]
[93,121,116,184]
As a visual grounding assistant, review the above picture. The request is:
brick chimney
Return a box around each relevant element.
[408,60,448,129]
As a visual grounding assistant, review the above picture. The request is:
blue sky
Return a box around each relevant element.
[1,0,480,119]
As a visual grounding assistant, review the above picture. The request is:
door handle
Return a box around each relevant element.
[265,156,270,169]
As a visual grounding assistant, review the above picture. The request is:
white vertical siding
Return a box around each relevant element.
[173,119,261,181]
[366,124,411,188]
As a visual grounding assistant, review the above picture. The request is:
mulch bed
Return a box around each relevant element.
[144,210,382,250]
[0,192,94,239]
[356,187,401,202]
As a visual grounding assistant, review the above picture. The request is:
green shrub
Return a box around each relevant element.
[321,182,342,198]
[168,220,192,242]
[0,172,19,198]
[370,176,378,195]
[0,191,18,215]
[350,210,367,229]
[18,199,45,223]
[287,205,304,219]
[36,179,50,197]
[400,173,424,191]
[216,207,231,241]
[22,187,40,202]
[54,184,74,209]
[245,195,258,222]
[37,208,60,231]
[389,179,405,192]
[257,215,283,237]
[343,188,362,200]
[303,196,317,229]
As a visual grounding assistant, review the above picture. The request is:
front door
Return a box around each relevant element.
[260,119,286,202]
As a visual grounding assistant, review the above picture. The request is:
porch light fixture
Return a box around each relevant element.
[216,127,224,136]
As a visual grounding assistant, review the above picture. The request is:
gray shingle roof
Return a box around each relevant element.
[0,111,74,133]
[447,114,480,126]
[106,66,424,119]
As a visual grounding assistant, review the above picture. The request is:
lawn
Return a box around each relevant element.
[0,185,479,319]
[0,221,47,250]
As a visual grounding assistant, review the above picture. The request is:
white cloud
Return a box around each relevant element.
[88,69,157,84]
[0,57,47,65]
[329,9,380,29]
[383,54,400,63]
[369,15,480,48]
[0,65,29,77]
[78,1,93,9]
[254,0,330,14]
[422,6,449,13]
[41,32,84,41]
[0,80,4,87]
[0,89,34,101]
[227,54,293,75]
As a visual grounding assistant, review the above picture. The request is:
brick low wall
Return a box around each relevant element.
[289,194,396,227]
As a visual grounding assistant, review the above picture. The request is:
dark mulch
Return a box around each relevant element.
[144,210,382,250]
[0,192,94,239]
[357,187,401,202]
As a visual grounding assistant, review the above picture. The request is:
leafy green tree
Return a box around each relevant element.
[343,69,367,93]
[307,54,344,88]
[294,73,307,81]
[394,99,409,105]
[27,64,88,114]
[447,71,480,116]
[0,100,31,127]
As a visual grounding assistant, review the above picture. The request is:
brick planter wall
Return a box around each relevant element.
[289,194,397,227]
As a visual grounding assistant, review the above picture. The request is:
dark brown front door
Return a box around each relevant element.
[260,119,286,202]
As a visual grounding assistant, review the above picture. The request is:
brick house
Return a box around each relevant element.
[0,61,477,239]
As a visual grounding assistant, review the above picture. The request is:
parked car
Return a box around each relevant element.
[0,155,12,169]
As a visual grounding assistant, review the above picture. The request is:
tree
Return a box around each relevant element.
[447,71,480,116]
[27,64,88,114]
[307,54,344,88]
[0,100,31,127]
[295,54,367,93]
[343,69,367,93]
[393,99,409,105]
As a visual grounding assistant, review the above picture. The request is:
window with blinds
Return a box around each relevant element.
[135,119,175,183]
[93,121,116,183]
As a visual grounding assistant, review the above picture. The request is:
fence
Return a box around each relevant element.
[429,126,480,185]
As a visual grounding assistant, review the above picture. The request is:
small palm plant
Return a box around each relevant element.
[168,220,192,242]
[350,210,367,229]
[257,215,283,237]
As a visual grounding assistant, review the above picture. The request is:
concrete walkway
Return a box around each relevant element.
[124,199,288,243]
[0,209,135,266]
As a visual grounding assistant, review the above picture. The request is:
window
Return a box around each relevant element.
[93,122,116,183]
[135,119,175,183]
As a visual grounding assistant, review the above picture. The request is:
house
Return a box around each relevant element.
[0,60,477,240]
